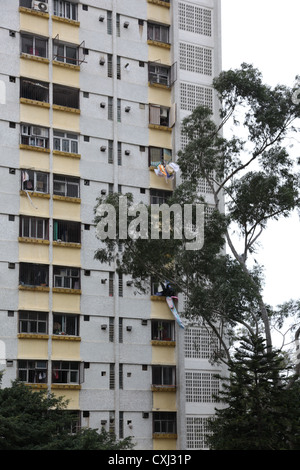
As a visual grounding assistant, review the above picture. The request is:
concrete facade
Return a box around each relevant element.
[0,0,223,450]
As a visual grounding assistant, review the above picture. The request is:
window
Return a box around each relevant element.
[52,361,80,384]
[151,320,174,341]
[53,0,77,20]
[20,0,48,8]
[53,175,80,198]
[149,147,172,167]
[186,372,219,403]
[53,130,78,154]
[108,140,113,163]
[147,23,169,44]
[107,54,113,78]
[53,266,80,290]
[109,272,114,296]
[149,104,170,127]
[19,311,48,334]
[153,412,176,434]
[150,189,172,205]
[117,142,122,166]
[53,41,78,65]
[109,317,114,342]
[152,365,176,386]
[21,33,48,58]
[107,11,112,35]
[109,363,115,389]
[53,220,81,243]
[21,170,49,193]
[19,263,49,287]
[53,313,79,336]
[108,97,113,120]
[53,84,79,109]
[18,360,47,384]
[117,56,121,79]
[148,63,170,87]
[20,216,49,240]
[20,77,49,103]
[21,124,49,149]
[117,99,121,122]
[118,273,123,297]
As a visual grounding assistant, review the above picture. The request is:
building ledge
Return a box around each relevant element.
[18,334,49,340]
[151,340,175,347]
[52,60,80,71]
[19,144,50,153]
[147,39,171,49]
[51,384,81,390]
[20,53,49,64]
[53,241,81,248]
[20,97,50,108]
[149,124,172,132]
[151,385,176,392]
[20,190,50,199]
[53,150,81,159]
[19,6,49,18]
[52,335,81,341]
[52,104,80,114]
[152,433,177,439]
[150,295,166,301]
[52,287,81,295]
[52,15,80,27]
[148,82,171,90]
[52,194,81,204]
[147,0,170,8]
[25,383,48,389]
[19,285,50,292]
[18,237,50,245]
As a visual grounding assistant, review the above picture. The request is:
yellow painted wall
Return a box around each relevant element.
[20,103,50,127]
[148,87,171,108]
[20,12,49,36]
[20,57,49,81]
[147,4,170,24]
[52,20,79,44]
[153,391,176,410]
[51,338,81,360]
[149,128,172,148]
[153,438,177,450]
[52,109,80,132]
[17,338,48,359]
[152,345,175,364]
[150,171,174,190]
[19,242,49,264]
[53,64,80,88]
[53,246,81,266]
[148,44,171,66]
[19,194,50,218]
[53,199,81,221]
[53,155,80,176]
[52,389,80,409]
[151,299,174,319]
[52,292,81,314]
[20,150,50,172]
[18,290,49,311]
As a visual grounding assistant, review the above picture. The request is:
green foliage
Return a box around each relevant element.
[207,335,300,450]
[0,380,134,450]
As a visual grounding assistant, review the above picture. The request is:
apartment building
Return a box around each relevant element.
[0,0,223,450]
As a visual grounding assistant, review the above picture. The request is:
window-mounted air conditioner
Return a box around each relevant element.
[32,126,48,137]
[32,1,48,13]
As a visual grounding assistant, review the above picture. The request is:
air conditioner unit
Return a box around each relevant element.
[32,126,48,137]
[32,1,48,13]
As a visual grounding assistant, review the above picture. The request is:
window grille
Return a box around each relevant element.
[180,82,213,112]
[117,99,121,122]
[108,140,114,163]
[109,364,115,389]
[117,56,121,79]
[118,273,123,296]
[185,326,218,359]
[20,78,49,103]
[107,54,113,78]
[107,11,112,35]
[117,142,122,166]
[179,42,212,76]
[185,372,219,403]
[109,272,114,296]
[109,317,114,342]
[108,97,113,120]
[186,417,211,449]
[119,318,123,343]
[119,411,124,438]
[179,3,212,37]
[116,14,120,37]
[119,363,123,389]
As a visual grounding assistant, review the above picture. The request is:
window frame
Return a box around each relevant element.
[53,313,79,336]
[21,169,49,194]
[53,130,78,154]
[152,365,176,387]
[53,266,81,290]
[53,174,80,198]
[21,124,49,149]
[53,0,77,21]
[21,33,48,58]
[52,361,80,384]
[18,359,48,384]
[19,215,49,240]
[147,22,170,44]
[151,319,175,341]
[19,311,48,334]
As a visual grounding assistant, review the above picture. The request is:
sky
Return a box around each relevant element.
[221,0,300,307]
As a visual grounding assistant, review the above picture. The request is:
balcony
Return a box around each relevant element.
[53,84,80,112]
[53,220,81,246]
[19,262,49,291]
[20,77,49,106]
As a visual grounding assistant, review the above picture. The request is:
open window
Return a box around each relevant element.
[21,169,49,193]
[53,84,79,109]
[20,77,49,103]
[53,313,79,336]
[19,263,49,287]
[53,0,77,21]
[149,147,172,167]
[149,104,170,127]
[148,62,176,87]
[18,360,48,384]
[151,319,175,341]
[53,220,81,243]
